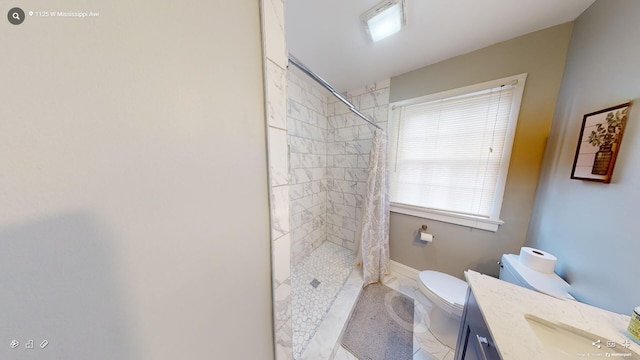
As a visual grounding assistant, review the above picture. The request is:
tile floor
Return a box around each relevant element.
[292,241,456,360]
[332,271,456,360]
[291,242,355,359]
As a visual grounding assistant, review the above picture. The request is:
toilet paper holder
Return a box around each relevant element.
[419,225,435,241]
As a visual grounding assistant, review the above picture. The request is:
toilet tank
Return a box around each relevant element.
[499,254,573,300]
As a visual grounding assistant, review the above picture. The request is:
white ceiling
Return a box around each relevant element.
[286,0,595,91]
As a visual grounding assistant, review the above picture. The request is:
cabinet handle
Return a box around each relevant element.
[475,334,490,360]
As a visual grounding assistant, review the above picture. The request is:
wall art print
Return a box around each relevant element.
[571,102,631,183]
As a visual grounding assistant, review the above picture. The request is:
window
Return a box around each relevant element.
[388,74,527,231]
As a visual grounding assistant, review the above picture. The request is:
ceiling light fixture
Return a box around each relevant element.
[361,0,406,42]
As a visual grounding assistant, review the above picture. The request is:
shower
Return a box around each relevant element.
[286,55,390,358]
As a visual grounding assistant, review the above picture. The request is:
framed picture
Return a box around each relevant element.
[571,102,631,183]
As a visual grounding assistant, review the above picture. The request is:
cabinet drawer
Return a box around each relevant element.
[455,289,501,360]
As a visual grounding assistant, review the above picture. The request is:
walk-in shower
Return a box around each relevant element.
[286,55,390,358]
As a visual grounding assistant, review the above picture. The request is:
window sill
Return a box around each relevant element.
[390,203,504,232]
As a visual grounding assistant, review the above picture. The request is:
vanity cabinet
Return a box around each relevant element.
[455,288,501,360]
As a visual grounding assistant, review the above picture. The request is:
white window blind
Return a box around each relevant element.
[389,74,526,230]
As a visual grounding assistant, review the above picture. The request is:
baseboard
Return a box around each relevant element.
[389,260,420,279]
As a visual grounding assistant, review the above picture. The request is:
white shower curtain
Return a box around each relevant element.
[356,128,390,286]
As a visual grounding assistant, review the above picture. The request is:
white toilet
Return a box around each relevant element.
[417,252,573,350]
[417,270,468,349]
[498,253,573,300]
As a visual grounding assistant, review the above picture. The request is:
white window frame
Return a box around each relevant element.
[388,73,527,232]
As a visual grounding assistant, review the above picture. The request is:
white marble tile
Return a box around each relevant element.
[341,217,357,232]
[333,155,358,168]
[269,127,289,186]
[357,154,370,168]
[346,83,376,99]
[276,319,294,360]
[288,98,306,122]
[357,124,374,140]
[326,142,346,155]
[356,181,368,196]
[326,167,345,180]
[413,348,440,360]
[292,242,356,359]
[302,268,363,360]
[289,136,312,154]
[267,60,287,129]
[312,192,326,207]
[342,193,356,208]
[311,168,324,181]
[287,81,304,107]
[328,114,346,129]
[271,185,290,239]
[273,234,291,285]
[311,181,323,194]
[345,168,367,182]
[358,88,390,110]
[291,195,313,214]
[442,350,455,360]
[375,78,391,90]
[326,213,343,227]
[345,139,372,155]
[414,330,451,360]
[290,168,312,184]
[263,0,287,68]
[327,202,356,219]
[361,107,387,125]
[332,101,350,116]
[333,346,358,360]
[331,180,357,194]
[335,127,358,141]
[327,224,355,243]
[327,191,344,205]
[379,271,454,360]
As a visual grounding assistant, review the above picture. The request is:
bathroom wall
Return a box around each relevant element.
[285,73,390,259]
[262,0,293,358]
[388,23,574,278]
[0,2,273,360]
[287,67,330,265]
[526,0,640,314]
[326,81,391,251]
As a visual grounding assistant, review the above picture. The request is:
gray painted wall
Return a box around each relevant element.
[0,2,273,359]
[389,23,573,279]
[526,0,640,314]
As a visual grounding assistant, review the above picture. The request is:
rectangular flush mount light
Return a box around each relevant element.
[361,0,406,42]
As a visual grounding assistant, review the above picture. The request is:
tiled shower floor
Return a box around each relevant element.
[291,242,355,359]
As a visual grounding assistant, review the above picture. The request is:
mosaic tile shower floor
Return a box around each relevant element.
[292,242,355,359]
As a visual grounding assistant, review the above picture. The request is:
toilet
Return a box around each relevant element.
[417,270,468,349]
[499,253,574,300]
[417,252,573,350]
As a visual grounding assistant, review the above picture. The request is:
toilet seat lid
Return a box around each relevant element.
[419,271,468,308]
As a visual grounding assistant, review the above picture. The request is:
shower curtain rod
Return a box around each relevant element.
[287,54,382,131]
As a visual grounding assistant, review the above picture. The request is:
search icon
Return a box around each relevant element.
[8,7,25,25]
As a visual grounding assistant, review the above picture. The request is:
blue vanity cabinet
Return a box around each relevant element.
[454,288,501,360]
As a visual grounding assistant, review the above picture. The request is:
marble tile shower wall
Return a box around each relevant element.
[261,0,293,359]
[325,80,390,252]
[287,69,330,265]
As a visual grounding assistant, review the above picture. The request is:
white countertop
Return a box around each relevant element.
[465,270,639,359]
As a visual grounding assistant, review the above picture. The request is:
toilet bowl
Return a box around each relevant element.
[417,271,468,349]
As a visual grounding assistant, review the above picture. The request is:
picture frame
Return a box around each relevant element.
[571,102,631,183]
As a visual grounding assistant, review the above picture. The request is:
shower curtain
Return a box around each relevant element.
[356,128,390,286]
